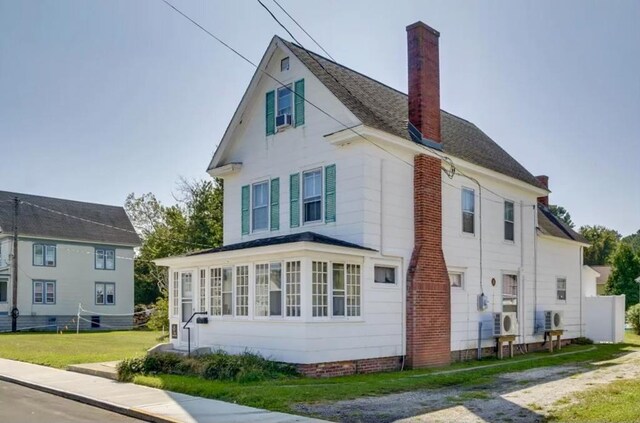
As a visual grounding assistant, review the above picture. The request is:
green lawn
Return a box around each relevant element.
[132,333,640,413]
[0,330,161,368]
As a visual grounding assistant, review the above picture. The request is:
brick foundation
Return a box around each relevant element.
[296,356,402,378]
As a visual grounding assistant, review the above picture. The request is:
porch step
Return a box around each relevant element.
[67,361,119,380]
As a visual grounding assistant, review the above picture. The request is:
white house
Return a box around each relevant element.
[155,22,589,375]
[0,191,140,331]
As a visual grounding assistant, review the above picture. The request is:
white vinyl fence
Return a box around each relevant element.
[584,295,626,343]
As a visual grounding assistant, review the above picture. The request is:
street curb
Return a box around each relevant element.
[0,373,181,423]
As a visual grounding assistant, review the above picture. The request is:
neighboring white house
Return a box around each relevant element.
[0,191,140,331]
[155,22,589,375]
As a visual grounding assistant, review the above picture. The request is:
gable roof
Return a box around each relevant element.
[280,38,546,190]
[537,203,588,244]
[0,191,140,246]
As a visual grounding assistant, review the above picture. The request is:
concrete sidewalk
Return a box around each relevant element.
[0,358,326,423]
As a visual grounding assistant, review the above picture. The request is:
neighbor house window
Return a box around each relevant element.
[374,266,396,284]
[280,57,290,71]
[312,261,328,317]
[33,244,56,267]
[95,282,115,305]
[502,274,518,313]
[462,188,475,234]
[252,181,269,231]
[303,169,322,223]
[222,267,233,316]
[95,248,115,270]
[277,84,293,116]
[235,265,249,316]
[504,201,515,242]
[210,268,222,316]
[33,280,55,304]
[449,272,464,288]
[0,279,6,302]
[557,277,567,301]
[285,261,301,317]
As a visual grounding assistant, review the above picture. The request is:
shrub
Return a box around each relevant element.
[574,337,594,345]
[627,304,640,335]
[117,357,145,382]
[146,297,169,332]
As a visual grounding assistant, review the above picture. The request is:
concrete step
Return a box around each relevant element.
[67,361,119,380]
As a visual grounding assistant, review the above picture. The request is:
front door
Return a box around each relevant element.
[179,271,196,348]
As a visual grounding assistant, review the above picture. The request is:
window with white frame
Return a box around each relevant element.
[345,264,361,317]
[502,274,518,313]
[181,272,193,322]
[374,266,396,284]
[210,268,222,316]
[277,84,293,116]
[255,263,269,317]
[280,57,290,72]
[303,169,322,223]
[95,248,115,270]
[199,269,207,312]
[255,262,283,317]
[0,279,6,302]
[504,201,515,242]
[449,272,464,288]
[252,181,269,231]
[462,188,475,234]
[285,261,301,317]
[269,262,282,316]
[222,267,233,316]
[33,244,56,267]
[557,277,567,301]
[95,282,115,305]
[332,264,345,316]
[235,265,249,316]
[33,280,55,304]
[172,271,179,316]
[312,261,328,317]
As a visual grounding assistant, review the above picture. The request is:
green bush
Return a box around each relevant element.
[117,350,298,383]
[627,304,640,335]
[146,297,169,332]
[574,337,594,345]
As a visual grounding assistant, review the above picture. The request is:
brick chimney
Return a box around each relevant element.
[536,175,549,206]
[406,22,451,368]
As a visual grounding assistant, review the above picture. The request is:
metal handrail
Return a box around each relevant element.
[183,311,207,356]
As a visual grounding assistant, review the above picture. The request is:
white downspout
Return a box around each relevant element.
[520,201,525,348]
[533,205,538,336]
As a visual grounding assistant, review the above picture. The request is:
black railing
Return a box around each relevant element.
[183,311,207,356]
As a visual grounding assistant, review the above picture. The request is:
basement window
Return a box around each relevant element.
[374,266,396,284]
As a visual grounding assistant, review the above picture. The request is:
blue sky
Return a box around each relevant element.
[1,0,638,235]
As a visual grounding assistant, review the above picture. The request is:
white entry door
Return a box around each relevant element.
[179,271,196,347]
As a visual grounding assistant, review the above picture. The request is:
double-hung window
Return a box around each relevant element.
[95,282,115,305]
[252,181,269,231]
[462,188,475,234]
[303,169,322,223]
[33,244,56,267]
[504,201,515,242]
[557,277,567,301]
[255,262,283,317]
[95,248,115,270]
[277,84,293,117]
[33,280,55,304]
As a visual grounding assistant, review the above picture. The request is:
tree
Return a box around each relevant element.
[580,225,622,266]
[548,205,575,228]
[622,230,640,255]
[605,243,640,309]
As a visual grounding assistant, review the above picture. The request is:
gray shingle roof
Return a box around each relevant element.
[281,38,546,190]
[537,204,588,244]
[0,191,140,246]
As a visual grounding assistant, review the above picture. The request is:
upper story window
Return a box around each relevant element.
[504,201,515,242]
[557,277,567,301]
[33,244,56,267]
[95,248,115,270]
[277,85,293,117]
[95,282,115,305]
[265,79,304,135]
[462,188,475,234]
[33,280,55,304]
[280,57,290,71]
[303,169,322,223]
[252,181,269,231]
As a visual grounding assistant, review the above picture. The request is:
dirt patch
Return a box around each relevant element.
[295,351,640,423]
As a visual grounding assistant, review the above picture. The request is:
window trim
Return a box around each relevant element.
[302,168,323,224]
[33,280,56,305]
[461,187,475,235]
[556,276,567,302]
[95,247,116,270]
[251,180,270,233]
[504,200,515,243]
[95,282,116,305]
[33,244,56,267]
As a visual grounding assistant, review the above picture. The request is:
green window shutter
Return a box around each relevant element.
[325,164,336,223]
[270,178,280,231]
[294,79,305,127]
[266,90,275,135]
[289,173,300,228]
[241,185,250,235]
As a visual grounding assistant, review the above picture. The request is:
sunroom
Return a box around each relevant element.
[154,232,404,365]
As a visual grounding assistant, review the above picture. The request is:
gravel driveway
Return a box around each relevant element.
[295,349,640,423]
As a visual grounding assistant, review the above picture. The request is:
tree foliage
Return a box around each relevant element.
[548,205,575,228]
[125,178,224,305]
[622,230,640,255]
[580,225,622,266]
[605,243,640,309]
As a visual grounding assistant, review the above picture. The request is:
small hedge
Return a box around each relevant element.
[117,350,298,383]
[627,304,640,335]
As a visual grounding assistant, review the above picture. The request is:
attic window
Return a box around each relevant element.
[281,57,290,71]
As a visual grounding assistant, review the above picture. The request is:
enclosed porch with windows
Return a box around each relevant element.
[155,232,405,372]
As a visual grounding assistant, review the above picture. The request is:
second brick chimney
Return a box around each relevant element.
[536,175,549,206]
[406,22,451,368]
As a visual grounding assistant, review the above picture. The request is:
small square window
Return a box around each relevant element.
[449,272,463,288]
[281,57,290,71]
[374,266,396,284]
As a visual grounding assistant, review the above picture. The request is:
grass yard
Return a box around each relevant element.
[0,330,161,368]
[132,332,640,413]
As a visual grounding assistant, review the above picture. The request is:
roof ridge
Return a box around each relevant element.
[0,190,124,210]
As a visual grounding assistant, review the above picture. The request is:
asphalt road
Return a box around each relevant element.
[0,380,144,423]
